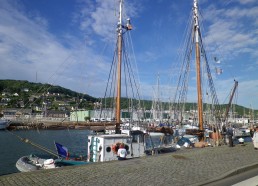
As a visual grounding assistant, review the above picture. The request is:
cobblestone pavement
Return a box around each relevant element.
[1,143,258,186]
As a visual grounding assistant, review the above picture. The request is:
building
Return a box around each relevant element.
[70,110,90,122]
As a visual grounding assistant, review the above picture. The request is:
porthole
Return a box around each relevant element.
[106,146,111,152]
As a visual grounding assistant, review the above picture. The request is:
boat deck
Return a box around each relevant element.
[1,142,258,185]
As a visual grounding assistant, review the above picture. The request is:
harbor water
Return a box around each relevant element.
[0,129,91,176]
[0,129,253,176]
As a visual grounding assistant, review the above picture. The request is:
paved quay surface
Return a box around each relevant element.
[1,142,258,186]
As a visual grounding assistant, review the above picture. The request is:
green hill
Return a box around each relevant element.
[0,79,257,118]
[0,79,97,110]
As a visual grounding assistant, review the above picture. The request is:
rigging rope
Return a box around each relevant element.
[170,4,223,130]
[100,26,144,124]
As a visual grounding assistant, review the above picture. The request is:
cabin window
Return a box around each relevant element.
[132,134,144,143]
[139,135,144,143]
[132,135,138,143]
[106,146,111,153]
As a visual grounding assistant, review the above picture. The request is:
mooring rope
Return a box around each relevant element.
[6,129,59,158]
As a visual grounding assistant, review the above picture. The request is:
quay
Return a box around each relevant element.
[1,143,258,186]
[7,120,117,131]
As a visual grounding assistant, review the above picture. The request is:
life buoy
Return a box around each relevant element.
[111,142,121,154]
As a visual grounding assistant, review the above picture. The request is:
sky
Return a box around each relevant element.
[0,0,258,109]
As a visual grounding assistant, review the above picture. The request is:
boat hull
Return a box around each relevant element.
[16,154,89,172]
[0,120,9,130]
[16,155,46,172]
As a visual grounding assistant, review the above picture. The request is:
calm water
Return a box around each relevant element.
[0,129,91,176]
[0,130,253,176]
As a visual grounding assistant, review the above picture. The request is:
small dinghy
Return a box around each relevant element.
[16,154,58,172]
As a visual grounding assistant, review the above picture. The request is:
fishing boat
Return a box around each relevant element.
[87,0,175,163]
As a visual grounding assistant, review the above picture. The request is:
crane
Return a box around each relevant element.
[223,80,238,122]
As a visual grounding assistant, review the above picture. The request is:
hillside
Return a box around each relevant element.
[0,79,96,100]
[0,79,256,117]
[0,79,97,110]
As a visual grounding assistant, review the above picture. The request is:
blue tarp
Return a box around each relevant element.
[177,137,192,146]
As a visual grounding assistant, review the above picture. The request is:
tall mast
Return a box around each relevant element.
[193,0,203,131]
[115,0,123,134]
[115,0,132,134]
[157,73,161,122]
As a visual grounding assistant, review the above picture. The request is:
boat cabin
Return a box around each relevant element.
[87,129,175,162]
[87,131,145,162]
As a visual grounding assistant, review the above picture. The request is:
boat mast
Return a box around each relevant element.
[193,0,203,131]
[116,0,123,134]
[115,0,132,133]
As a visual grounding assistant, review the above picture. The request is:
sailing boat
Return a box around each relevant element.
[87,0,146,162]
[171,0,223,143]
[87,0,174,162]
[151,74,164,125]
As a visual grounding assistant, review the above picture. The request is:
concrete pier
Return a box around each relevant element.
[1,143,258,186]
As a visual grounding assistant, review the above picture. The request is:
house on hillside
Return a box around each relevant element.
[22,88,29,92]
[3,108,32,120]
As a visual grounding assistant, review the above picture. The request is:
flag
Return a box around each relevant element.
[215,67,223,75]
[214,57,221,63]
[55,142,69,158]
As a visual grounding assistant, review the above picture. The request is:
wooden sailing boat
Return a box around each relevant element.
[171,0,222,141]
[87,0,175,162]
[87,0,146,162]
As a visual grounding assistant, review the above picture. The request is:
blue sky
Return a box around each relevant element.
[0,0,258,109]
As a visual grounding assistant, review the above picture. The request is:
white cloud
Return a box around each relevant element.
[73,0,140,43]
[237,79,258,108]
[238,0,258,4]
[202,3,258,62]
[0,0,257,109]
[0,0,112,96]
[0,0,143,99]
[224,7,258,18]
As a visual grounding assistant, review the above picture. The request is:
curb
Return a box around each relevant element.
[193,163,258,186]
